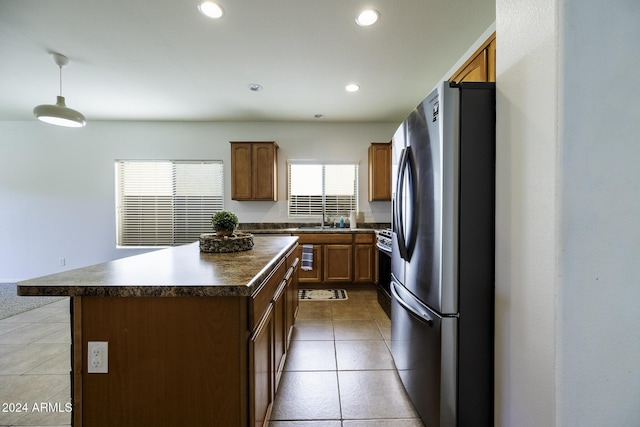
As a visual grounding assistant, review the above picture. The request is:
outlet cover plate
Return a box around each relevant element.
[87,341,108,374]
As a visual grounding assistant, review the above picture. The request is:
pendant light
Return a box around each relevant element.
[33,53,86,127]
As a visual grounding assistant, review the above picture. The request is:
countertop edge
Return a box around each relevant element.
[247,228,377,235]
[17,237,299,298]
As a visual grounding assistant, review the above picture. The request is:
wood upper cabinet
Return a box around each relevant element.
[450,32,496,84]
[368,142,392,201]
[231,141,278,201]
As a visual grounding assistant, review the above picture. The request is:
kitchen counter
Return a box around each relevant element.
[16,235,301,427]
[247,227,377,234]
[237,222,389,235]
[17,235,298,297]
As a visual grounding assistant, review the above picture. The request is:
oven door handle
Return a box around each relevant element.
[376,242,392,253]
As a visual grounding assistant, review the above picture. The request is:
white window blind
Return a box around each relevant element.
[288,163,358,218]
[116,160,224,246]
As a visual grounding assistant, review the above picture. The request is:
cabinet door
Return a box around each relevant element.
[368,142,392,201]
[230,143,253,200]
[273,280,287,390]
[249,305,274,427]
[298,245,322,283]
[449,32,496,84]
[324,244,353,282]
[253,143,278,200]
[487,37,496,82]
[286,258,300,347]
[231,141,278,201]
[354,244,374,282]
[454,50,487,83]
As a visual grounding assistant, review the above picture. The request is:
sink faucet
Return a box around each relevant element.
[320,198,326,229]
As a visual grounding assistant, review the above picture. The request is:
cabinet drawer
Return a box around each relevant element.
[250,259,286,330]
[354,233,374,244]
[285,243,299,269]
[293,233,353,244]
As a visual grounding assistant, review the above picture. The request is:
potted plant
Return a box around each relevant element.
[211,211,239,236]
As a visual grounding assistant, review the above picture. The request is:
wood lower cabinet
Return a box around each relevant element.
[354,244,375,282]
[273,279,287,389]
[298,244,322,283]
[293,232,374,285]
[250,304,274,427]
[78,296,248,427]
[324,244,353,282]
[74,244,299,427]
[285,257,299,346]
[354,233,374,282]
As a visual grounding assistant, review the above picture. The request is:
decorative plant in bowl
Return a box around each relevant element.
[211,211,239,236]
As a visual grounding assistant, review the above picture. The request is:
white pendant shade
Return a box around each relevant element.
[34,95,86,127]
[33,53,86,128]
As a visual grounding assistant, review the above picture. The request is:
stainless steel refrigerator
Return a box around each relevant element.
[390,81,495,427]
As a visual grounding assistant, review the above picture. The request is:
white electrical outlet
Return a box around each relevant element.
[88,341,108,374]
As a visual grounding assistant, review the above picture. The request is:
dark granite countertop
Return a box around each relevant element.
[248,227,378,234]
[238,222,389,235]
[17,235,298,298]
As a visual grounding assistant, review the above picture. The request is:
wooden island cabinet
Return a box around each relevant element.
[17,236,299,427]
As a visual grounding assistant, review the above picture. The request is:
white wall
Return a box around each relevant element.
[0,121,396,281]
[495,0,559,425]
[496,0,640,425]
[557,0,640,425]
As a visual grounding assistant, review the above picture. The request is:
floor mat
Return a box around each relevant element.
[299,289,348,301]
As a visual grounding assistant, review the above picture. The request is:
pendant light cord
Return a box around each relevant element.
[58,65,63,97]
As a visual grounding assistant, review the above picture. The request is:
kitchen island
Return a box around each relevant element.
[17,235,299,427]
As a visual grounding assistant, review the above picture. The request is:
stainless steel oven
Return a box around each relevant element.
[376,229,392,316]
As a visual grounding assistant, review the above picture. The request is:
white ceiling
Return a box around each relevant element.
[0,0,495,124]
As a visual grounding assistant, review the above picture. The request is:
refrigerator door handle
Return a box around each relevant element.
[391,281,434,326]
[395,148,409,260]
[404,145,418,258]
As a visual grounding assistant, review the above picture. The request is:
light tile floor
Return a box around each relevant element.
[270,288,425,427]
[0,298,71,427]
[0,289,425,427]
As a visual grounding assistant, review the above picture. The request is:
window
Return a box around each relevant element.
[288,163,358,218]
[116,160,224,246]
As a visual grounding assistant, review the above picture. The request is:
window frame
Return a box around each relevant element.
[287,161,359,220]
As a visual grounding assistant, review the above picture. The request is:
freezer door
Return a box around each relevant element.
[390,281,457,427]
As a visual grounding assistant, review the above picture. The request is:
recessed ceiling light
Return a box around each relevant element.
[345,83,360,93]
[198,1,224,19]
[248,83,263,92]
[355,9,379,26]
